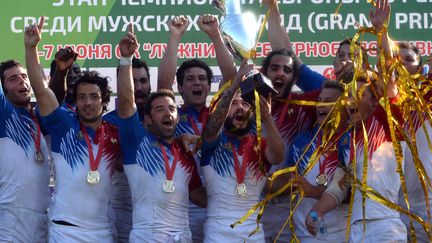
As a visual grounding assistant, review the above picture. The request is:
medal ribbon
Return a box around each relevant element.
[81,123,105,172]
[316,131,326,176]
[230,141,248,185]
[28,110,42,153]
[182,106,209,135]
[160,143,178,181]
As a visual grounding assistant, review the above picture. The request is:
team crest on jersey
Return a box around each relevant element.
[287,108,294,117]
[76,131,83,140]
[150,141,159,148]
[221,143,231,150]
[180,114,189,122]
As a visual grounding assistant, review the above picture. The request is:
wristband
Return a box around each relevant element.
[120,56,132,66]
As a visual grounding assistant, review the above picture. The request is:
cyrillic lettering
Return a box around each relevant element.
[178,43,191,58]
[100,44,112,59]
[89,16,107,32]
[50,17,66,36]
[202,43,215,58]
[286,14,302,33]
[67,16,81,33]
[148,43,166,59]
[156,15,170,31]
[142,15,155,31]
[10,17,22,33]
[108,16,121,32]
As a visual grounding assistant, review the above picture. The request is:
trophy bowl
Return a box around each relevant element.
[217,2,278,104]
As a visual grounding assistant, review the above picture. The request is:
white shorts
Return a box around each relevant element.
[49,221,115,243]
[261,200,292,243]
[0,207,48,243]
[204,219,264,243]
[349,218,407,243]
[129,228,192,243]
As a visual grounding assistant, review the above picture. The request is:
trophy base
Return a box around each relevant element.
[239,72,278,105]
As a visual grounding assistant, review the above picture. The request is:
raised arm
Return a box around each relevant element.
[263,0,303,67]
[370,0,396,98]
[202,62,253,143]
[117,24,139,119]
[157,16,189,90]
[24,17,59,116]
[260,95,284,165]
[198,14,236,87]
[48,47,78,104]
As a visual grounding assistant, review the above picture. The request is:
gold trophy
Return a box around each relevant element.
[213,0,277,104]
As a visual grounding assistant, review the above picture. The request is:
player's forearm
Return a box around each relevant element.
[25,46,46,95]
[211,32,236,86]
[117,60,136,118]
[202,87,235,142]
[157,35,180,90]
[48,70,68,104]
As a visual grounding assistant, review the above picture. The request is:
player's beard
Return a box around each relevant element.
[224,115,254,137]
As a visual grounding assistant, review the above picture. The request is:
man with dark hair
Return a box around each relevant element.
[281,80,348,242]
[115,57,151,121]
[157,14,236,242]
[0,58,50,242]
[116,25,205,242]
[259,40,321,243]
[24,17,122,242]
[201,62,284,242]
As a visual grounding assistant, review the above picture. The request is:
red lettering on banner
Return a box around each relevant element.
[75,44,88,59]
[202,43,215,58]
[88,44,100,59]
[306,42,319,57]
[190,43,201,58]
[178,43,191,58]
[294,42,306,56]
[261,42,272,57]
[42,45,55,60]
[100,44,112,59]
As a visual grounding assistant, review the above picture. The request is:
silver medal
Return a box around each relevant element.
[236,183,247,197]
[35,150,44,163]
[87,170,100,184]
[162,179,175,193]
[315,174,328,186]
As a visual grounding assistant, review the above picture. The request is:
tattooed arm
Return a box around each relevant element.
[202,62,253,143]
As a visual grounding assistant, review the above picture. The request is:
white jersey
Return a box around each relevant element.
[42,107,122,230]
[340,105,406,223]
[0,85,50,242]
[201,132,269,242]
[118,112,201,240]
